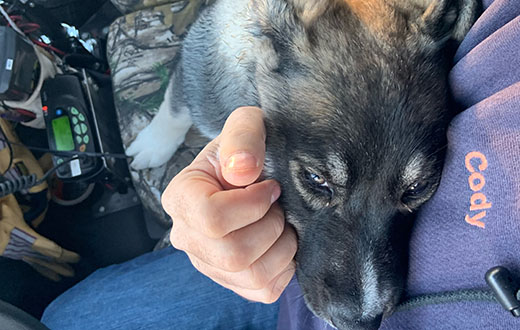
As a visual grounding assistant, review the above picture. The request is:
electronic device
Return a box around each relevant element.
[41,70,129,185]
[0,26,40,102]
[41,74,99,179]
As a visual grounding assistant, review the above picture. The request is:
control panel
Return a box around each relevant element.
[42,75,99,179]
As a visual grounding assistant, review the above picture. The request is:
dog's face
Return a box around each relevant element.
[254,0,479,328]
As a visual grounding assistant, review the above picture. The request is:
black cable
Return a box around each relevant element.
[0,126,204,197]
[67,161,105,183]
[395,288,496,313]
[0,174,36,197]
[0,130,203,197]
[37,157,76,183]
[0,100,14,111]
[0,136,131,159]
[0,136,202,159]
[0,125,14,175]
[0,157,76,197]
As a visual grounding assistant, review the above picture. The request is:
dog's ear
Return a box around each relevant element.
[287,0,336,25]
[414,0,480,43]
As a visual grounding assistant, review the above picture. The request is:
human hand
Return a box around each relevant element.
[163,107,297,303]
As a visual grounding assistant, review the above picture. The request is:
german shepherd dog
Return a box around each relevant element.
[127,0,479,328]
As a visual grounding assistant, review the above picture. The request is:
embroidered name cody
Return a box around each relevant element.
[464,151,492,229]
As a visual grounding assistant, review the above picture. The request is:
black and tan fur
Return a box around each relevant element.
[127,0,480,328]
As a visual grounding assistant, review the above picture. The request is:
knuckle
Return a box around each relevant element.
[286,227,298,255]
[201,207,226,238]
[161,175,186,215]
[248,204,267,223]
[169,227,184,250]
[188,255,206,274]
[161,189,177,217]
[249,261,271,290]
[221,247,249,272]
[250,193,274,220]
[270,209,285,239]
[258,289,281,304]
[170,234,197,258]
[187,254,219,282]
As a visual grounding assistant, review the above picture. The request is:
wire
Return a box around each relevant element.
[31,38,66,56]
[38,157,76,183]
[18,23,40,34]
[0,174,36,197]
[0,129,203,197]
[0,157,76,197]
[0,136,202,160]
[1,6,65,56]
[9,15,40,34]
[0,100,14,111]
[0,136,131,159]
[0,125,13,175]
[5,2,18,14]
[0,4,24,35]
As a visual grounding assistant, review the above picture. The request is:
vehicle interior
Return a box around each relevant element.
[0,0,209,328]
[5,1,519,329]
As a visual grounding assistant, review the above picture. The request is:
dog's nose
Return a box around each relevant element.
[329,309,382,330]
[327,303,383,330]
[323,275,386,329]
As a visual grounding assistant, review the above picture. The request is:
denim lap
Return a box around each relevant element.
[42,247,279,330]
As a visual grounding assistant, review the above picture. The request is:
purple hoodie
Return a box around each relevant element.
[277,0,520,329]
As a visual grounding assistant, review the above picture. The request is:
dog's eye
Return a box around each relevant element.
[304,169,333,197]
[310,173,327,186]
[402,181,428,202]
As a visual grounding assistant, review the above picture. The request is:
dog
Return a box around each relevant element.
[127,0,479,328]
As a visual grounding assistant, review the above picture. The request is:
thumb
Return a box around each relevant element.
[218,107,266,187]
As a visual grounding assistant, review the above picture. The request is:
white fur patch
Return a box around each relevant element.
[361,257,380,318]
[126,86,192,170]
[214,0,257,77]
[326,153,348,186]
[402,153,425,184]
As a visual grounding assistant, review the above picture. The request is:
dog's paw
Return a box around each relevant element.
[126,124,184,170]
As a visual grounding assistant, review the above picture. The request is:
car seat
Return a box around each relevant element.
[106,0,212,246]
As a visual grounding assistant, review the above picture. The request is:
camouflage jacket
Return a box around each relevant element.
[107,0,213,246]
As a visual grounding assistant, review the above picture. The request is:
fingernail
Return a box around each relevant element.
[271,184,281,203]
[225,152,259,172]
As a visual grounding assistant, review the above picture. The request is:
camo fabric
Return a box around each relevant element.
[111,0,187,15]
[107,0,212,235]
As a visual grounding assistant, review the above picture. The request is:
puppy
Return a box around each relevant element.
[127,0,479,328]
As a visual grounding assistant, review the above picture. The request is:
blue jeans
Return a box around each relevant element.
[41,247,279,329]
